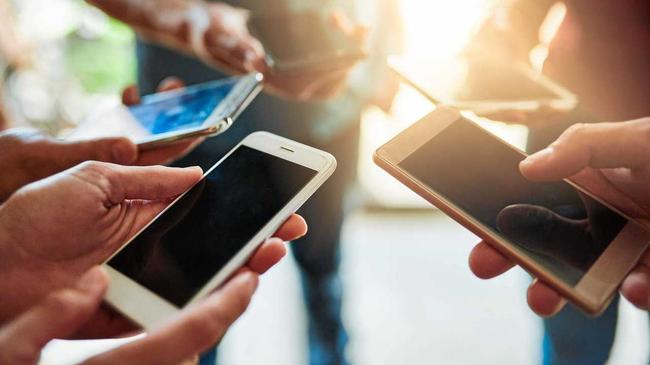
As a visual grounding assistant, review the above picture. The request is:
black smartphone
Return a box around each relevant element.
[249,11,365,73]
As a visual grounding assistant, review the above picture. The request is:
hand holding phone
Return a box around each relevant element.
[375,107,650,315]
[470,118,650,315]
[0,160,308,337]
[104,132,336,328]
[251,10,368,100]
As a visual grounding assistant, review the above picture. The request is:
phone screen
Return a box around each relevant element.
[250,12,360,68]
[68,78,242,143]
[129,78,239,136]
[398,116,628,286]
[108,145,317,307]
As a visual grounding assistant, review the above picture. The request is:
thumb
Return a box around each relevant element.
[0,267,108,364]
[520,120,650,181]
[59,137,138,166]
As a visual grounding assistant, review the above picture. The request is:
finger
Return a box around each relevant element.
[620,250,650,310]
[157,77,185,92]
[59,137,138,166]
[0,267,108,363]
[520,120,650,181]
[74,162,203,203]
[84,271,258,365]
[136,138,204,166]
[246,238,287,274]
[272,214,308,242]
[121,85,140,106]
[468,240,515,279]
[527,278,566,317]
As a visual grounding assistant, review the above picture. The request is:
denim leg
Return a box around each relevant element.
[542,296,619,365]
[290,125,359,365]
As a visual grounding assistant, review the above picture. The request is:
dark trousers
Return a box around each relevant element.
[138,41,356,365]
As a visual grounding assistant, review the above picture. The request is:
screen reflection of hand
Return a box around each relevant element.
[496,193,627,272]
[112,178,206,277]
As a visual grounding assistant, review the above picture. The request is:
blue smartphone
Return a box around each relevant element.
[68,73,263,150]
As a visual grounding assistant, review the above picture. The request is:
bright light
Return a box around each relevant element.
[400,0,495,61]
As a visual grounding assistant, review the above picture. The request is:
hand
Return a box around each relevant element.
[468,119,650,315]
[0,266,266,365]
[260,11,368,101]
[0,161,307,337]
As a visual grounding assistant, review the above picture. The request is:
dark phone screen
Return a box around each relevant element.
[399,116,627,285]
[109,146,317,307]
[250,12,361,66]
[128,78,237,135]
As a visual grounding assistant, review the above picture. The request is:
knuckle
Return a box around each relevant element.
[186,312,225,343]
[563,123,588,139]
[75,162,122,199]
[44,290,84,320]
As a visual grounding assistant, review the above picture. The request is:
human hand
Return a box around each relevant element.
[260,11,368,101]
[0,161,307,337]
[468,119,650,316]
[0,265,267,365]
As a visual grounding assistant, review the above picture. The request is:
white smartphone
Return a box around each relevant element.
[389,55,577,114]
[375,106,650,315]
[103,132,337,329]
[67,73,263,150]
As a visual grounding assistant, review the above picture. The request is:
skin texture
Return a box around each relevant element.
[87,0,366,101]
[0,265,278,365]
[0,161,307,341]
[468,118,650,316]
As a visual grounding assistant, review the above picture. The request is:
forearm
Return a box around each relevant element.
[86,0,204,54]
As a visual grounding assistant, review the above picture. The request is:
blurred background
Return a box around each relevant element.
[1,0,648,364]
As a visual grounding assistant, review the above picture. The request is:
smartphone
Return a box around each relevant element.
[67,73,263,150]
[374,106,650,315]
[103,132,336,329]
[389,55,577,114]
[249,11,365,73]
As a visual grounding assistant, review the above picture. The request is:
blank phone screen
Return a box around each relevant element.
[109,146,317,307]
[399,116,627,286]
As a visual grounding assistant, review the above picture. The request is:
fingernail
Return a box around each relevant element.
[78,267,108,293]
[112,140,137,164]
[522,147,553,167]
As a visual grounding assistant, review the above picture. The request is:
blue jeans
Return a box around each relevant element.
[137,41,355,365]
[542,297,618,365]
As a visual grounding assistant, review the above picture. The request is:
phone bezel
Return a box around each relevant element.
[374,106,650,315]
[104,131,337,329]
[135,73,264,150]
[388,56,577,114]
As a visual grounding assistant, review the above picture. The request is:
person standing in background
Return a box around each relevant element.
[469,1,650,364]
[89,1,403,364]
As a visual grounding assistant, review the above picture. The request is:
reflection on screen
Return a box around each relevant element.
[109,146,317,307]
[128,78,237,135]
[399,117,627,285]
